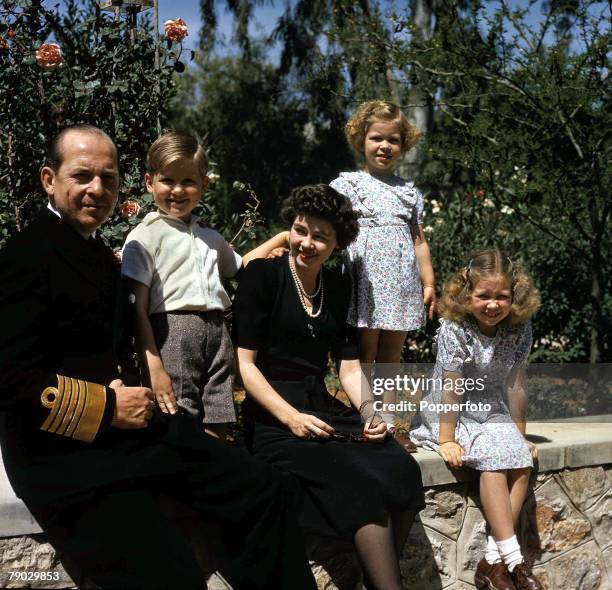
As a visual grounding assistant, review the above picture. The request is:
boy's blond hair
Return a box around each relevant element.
[439,249,540,326]
[146,132,208,178]
[345,100,421,154]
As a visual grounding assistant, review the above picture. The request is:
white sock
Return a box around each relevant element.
[496,535,523,572]
[485,535,502,564]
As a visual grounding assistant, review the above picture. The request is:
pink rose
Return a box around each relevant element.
[164,18,188,43]
[36,43,63,70]
[121,200,141,218]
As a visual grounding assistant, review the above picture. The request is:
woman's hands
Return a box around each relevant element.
[363,419,388,443]
[150,367,177,414]
[287,412,335,439]
[437,440,465,468]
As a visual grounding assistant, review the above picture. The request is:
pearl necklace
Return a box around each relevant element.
[288,253,324,318]
[292,254,322,298]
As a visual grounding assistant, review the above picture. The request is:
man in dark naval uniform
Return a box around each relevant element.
[0,125,315,590]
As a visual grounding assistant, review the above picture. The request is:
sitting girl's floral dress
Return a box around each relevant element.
[410,318,534,471]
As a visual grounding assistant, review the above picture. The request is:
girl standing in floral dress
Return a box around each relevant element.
[330,100,436,432]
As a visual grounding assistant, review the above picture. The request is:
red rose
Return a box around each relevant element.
[7,29,16,39]
[121,200,141,218]
[36,43,63,70]
[475,189,485,198]
[164,18,188,43]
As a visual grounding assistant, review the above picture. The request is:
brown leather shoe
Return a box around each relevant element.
[475,558,517,590]
[509,562,543,590]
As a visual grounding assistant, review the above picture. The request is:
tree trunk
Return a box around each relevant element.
[402,0,434,180]
[589,235,605,412]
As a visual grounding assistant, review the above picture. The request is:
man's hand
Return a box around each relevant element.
[109,379,155,429]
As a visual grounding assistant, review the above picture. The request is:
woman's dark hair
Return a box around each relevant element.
[280,184,359,249]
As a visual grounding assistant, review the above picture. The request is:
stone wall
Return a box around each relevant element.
[309,464,611,590]
[1,420,611,589]
[3,466,610,590]
[401,465,611,590]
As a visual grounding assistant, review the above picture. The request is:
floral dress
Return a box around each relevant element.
[410,318,534,471]
[330,171,425,331]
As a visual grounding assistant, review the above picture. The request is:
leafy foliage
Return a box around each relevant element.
[2,0,610,365]
[0,0,178,248]
[170,46,355,232]
[180,0,610,362]
[388,0,611,361]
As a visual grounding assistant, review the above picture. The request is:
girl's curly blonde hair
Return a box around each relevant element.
[439,249,540,326]
[345,100,421,154]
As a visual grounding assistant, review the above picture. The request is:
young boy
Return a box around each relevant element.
[122,132,287,438]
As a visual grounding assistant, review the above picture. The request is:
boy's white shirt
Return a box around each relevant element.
[121,211,242,315]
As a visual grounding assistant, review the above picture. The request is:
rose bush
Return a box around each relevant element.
[164,18,188,43]
[0,0,181,248]
[35,43,62,70]
[121,200,141,218]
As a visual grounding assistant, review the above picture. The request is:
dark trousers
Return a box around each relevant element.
[27,427,316,590]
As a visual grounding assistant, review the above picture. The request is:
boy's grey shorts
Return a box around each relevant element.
[150,310,236,424]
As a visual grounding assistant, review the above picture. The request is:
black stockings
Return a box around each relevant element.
[354,519,403,590]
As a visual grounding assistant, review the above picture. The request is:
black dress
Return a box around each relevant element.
[233,254,425,540]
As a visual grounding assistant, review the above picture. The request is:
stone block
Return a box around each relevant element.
[534,443,567,474]
[443,581,475,590]
[520,493,542,564]
[206,573,232,590]
[602,546,612,590]
[465,482,482,509]
[559,466,607,511]
[311,560,361,590]
[585,490,612,550]
[308,540,361,590]
[456,506,487,584]
[549,541,605,590]
[529,477,592,562]
[535,473,553,489]
[414,450,477,487]
[400,521,456,589]
[0,535,74,589]
[0,500,43,538]
[566,442,612,469]
[532,566,550,590]
[419,486,467,540]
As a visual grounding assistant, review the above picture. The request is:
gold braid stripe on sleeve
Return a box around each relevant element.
[40,375,107,443]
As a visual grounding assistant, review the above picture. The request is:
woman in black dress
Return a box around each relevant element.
[233,184,424,590]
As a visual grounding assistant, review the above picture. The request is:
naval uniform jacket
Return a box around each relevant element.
[0,211,181,505]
